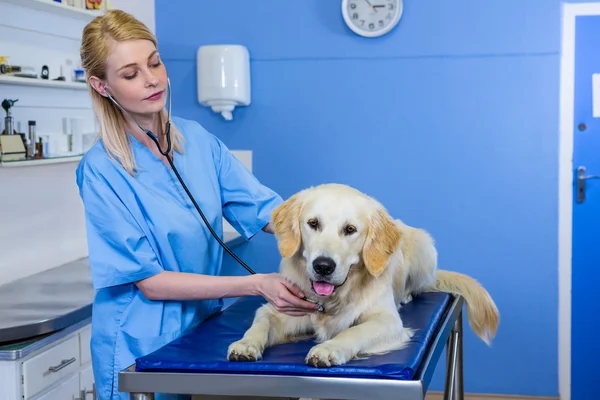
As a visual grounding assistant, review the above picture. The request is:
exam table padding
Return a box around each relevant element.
[134,292,451,381]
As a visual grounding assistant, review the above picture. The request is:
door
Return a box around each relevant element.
[571,14,600,400]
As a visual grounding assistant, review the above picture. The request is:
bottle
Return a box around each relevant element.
[28,121,36,158]
[36,137,44,158]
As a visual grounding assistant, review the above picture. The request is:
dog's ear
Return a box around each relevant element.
[271,193,304,258]
[362,207,402,277]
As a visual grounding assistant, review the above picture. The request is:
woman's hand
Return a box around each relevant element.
[254,273,320,316]
[261,222,275,234]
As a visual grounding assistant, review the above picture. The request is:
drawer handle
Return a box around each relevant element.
[48,357,76,373]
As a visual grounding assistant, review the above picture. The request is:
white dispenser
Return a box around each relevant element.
[197,45,251,121]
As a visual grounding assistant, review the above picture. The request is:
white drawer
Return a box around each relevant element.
[79,327,92,365]
[34,372,80,400]
[22,336,80,399]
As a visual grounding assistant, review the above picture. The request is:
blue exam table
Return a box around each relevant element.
[119,292,465,400]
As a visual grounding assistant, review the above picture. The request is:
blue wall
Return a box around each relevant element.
[154,0,577,396]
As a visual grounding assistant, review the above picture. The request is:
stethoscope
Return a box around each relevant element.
[104,78,257,276]
[105,78,325,312]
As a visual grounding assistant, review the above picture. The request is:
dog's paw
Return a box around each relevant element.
[227,339,263,362]
[305,342,351,368]
[400,294,413,305]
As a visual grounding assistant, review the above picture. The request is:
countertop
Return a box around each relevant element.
[0,231,244,360]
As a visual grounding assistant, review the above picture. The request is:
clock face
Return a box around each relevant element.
[342,0,403,37]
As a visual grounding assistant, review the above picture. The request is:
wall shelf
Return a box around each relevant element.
[1,154,83,168]
[0,75,89,90]
[0,0,103,21]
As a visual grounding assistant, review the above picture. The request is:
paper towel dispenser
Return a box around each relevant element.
[197,45,251,121]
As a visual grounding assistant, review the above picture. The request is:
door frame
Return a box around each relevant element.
[559,3,600,400]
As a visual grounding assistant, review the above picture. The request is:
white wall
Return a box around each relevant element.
[0,0,154,286]
[106,0,155,33]
[0,1,101,286]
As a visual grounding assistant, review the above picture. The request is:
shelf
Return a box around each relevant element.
[1,154,83,167]
[0,0,104,21]
[0,75,89,90]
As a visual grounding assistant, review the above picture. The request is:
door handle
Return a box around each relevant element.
[577,166,600,203]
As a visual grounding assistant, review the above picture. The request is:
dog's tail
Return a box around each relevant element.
[428,269,499,346]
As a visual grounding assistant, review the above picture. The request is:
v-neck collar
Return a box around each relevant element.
[127,131,180,170]
[126,131,194,208]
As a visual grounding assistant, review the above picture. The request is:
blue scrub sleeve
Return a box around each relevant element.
[214,139,283,240]
[79,179,164,290]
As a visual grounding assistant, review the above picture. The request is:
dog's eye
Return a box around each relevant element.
[344,225,357,235]
[307,218,319,229]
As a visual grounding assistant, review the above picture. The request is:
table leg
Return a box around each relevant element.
[443,330,457,400]
[443,308,464,400]
[454,311,464,400]
[130,393,155,400]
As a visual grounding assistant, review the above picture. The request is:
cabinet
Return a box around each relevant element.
[0,321,95,400]
[0,232,247,399]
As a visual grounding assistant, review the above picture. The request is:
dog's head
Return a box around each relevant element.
[271,184,402,297]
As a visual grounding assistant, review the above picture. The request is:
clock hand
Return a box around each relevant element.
[363,0,377,11]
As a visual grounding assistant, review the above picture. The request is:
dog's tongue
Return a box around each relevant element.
[313,281,335,296]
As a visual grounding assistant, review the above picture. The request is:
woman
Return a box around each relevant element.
[76,9,319,400]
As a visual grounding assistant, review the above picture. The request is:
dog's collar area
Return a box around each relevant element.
[302,296,325,313]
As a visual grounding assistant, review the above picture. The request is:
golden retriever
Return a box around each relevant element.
[227,183,499,367]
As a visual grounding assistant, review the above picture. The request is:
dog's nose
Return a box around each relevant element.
[313,256,336,276]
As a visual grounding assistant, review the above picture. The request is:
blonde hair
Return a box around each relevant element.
[80,9,184,175]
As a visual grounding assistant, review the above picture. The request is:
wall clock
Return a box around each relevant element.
[341,0,403,38]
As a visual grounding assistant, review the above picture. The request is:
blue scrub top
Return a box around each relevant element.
[75,116,283,400]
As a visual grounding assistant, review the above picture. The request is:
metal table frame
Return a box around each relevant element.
[119,295,465,400]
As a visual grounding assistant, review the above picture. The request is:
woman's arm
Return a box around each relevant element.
[136,271,320,315]
[136,271,261,301]
[209,132,283,240]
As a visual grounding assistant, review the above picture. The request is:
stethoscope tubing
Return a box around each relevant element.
[104,78,258,276]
